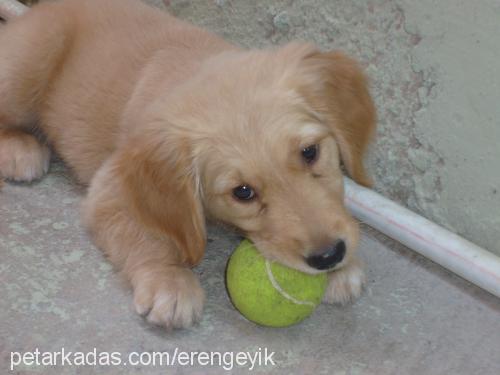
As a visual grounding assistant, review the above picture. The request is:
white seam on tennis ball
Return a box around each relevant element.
[265,260,315,307]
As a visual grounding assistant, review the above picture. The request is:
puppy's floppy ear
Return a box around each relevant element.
[116,131,206,266]
[299,49,376,187]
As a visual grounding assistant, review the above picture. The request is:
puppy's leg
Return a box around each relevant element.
[0,4,71,181]
[82,158,205,329]
[323,256,365,304]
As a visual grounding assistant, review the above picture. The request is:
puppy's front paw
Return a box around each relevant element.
[132,266,205,329]
[323,259,365,305]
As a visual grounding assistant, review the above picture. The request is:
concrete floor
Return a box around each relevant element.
[1,161,499,374]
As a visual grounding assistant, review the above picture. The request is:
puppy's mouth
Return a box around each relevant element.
[242,241,347,274]
[304,239,347,271]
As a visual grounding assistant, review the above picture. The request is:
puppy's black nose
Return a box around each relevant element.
[306,240,346,270]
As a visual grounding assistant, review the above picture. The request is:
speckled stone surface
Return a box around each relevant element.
[1,161,499,374]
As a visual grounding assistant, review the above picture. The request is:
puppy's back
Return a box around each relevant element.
[4,0,231,183]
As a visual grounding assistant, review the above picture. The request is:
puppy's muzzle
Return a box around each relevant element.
[306,240,346,270]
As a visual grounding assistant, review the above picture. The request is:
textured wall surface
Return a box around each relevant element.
[399,0,500,254]
[157,0,500,254]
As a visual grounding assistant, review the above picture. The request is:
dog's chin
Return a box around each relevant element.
[233,231,345,274]
[250,247,325,275]
[287,259,350,276]
[252,243,353,275]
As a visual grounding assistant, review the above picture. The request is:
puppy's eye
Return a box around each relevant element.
[302,144,319,164]
[233,185,256,201]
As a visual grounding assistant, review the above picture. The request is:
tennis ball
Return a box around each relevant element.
[226,239,327,327]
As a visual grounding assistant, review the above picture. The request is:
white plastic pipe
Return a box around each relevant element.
[0,0,27,20]
[344,177,500,298]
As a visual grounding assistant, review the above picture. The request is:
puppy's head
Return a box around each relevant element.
[123,43,375,273]
[193,43,375,273]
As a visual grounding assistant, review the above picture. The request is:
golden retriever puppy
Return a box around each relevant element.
[0,0,375,329]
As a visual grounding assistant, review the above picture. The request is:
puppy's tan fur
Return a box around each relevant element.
[0,0,375,328]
